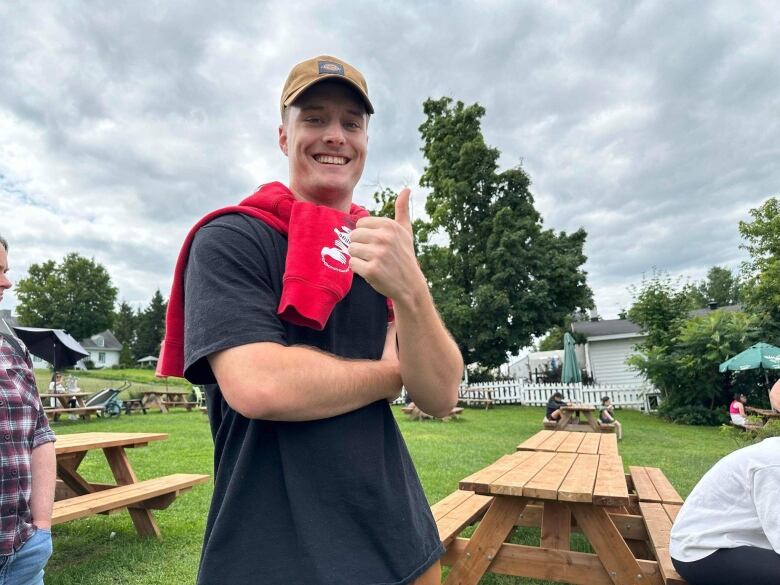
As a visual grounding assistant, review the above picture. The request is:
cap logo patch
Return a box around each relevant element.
[318,61,345,76]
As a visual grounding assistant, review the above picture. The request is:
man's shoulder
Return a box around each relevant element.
[0,333,28,360]
[199,212,284,240]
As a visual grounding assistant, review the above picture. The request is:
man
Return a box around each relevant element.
[0,234,57,585]
[167,56,463,584]
[770,379,780,412]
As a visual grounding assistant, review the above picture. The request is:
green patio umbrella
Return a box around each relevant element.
[719,342,780,373]
[561,332,582,384]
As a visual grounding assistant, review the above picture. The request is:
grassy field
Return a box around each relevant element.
[42,400,743,585]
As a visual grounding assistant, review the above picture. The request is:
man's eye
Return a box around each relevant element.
[345,122,361,130]
[305,117,322,124]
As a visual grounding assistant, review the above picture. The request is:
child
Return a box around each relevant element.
[728,393,748,426]
[599,396,623,440]
[545,392,567,422]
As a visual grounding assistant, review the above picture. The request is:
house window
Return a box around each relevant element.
[95,336,105,347]
[98,352,106,364]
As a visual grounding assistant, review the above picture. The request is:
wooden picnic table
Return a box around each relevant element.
[745,406,780,423]
[140,390,197,413]
[517,429,619,455]
[41,392,102,421]
[458,387,494,409]
[441,446,668,585]
[54,432,209,537]
[546,403,614,433]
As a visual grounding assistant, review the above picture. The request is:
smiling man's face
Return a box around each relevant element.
[279,80,368,210]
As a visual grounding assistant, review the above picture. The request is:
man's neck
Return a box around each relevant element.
[288,184,353,213]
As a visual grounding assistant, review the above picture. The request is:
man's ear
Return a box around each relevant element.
[278,124,288,156]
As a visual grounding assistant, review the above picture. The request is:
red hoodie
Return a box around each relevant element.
[157,182,392,378]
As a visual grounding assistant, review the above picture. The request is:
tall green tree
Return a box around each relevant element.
[15,253,117,341]
[687,266,741,308]
[133,290,167,361]
[405,97,592,368]
[739,197,780,344]
[627,270,693,350]
[113,300,137,366]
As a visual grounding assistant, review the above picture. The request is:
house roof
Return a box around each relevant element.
[571,319,643,339]
[80,330,123,351]
[573,304,745,341]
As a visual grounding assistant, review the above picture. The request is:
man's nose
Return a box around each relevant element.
[323,121,346,145]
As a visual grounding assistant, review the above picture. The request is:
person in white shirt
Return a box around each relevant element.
[669,437,780,585]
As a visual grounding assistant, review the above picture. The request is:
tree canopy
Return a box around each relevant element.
[132,289,167,361]
[15,253,117,341]
[390,97,593,368]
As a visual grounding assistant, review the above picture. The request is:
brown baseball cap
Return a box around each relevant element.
[280,55,374,117]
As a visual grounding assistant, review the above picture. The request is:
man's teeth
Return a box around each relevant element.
[315,155,347,165]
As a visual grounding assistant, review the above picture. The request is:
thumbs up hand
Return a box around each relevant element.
[349,187,424,303]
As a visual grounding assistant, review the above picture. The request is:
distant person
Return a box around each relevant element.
[47,371,65,409]
[770,379,780,412]
[546,392,567,421]
[728,393,748,426]
[599,396,623,439]
[670,437,780,585]
[0,232,57,584]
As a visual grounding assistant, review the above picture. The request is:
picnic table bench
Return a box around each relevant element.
[458,387,494,409]
[543,403,616,433]
[745,406,780,424]
[53,432,209,537]
[123,398,148,415]
[41,392,103,421]
[140,390,198,413]
[433,431,688,585]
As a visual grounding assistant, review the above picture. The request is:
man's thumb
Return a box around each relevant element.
[394,188,412,233]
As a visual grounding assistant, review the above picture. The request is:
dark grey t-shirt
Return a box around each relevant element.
[183,214,443,585]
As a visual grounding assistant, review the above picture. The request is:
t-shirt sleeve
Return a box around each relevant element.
[183,215,288,384]
[752,465,780,553]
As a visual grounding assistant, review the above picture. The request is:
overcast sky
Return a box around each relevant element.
[1,1,778,326]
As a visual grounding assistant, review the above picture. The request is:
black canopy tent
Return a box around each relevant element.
[12,327,89,370]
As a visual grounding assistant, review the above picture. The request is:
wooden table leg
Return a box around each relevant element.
[104,446,161,537]
[570,503,646,585]
[57,453,92,495]
[541,501,571,550]
[444,496,527,585]
[558,411,572,430]
[584,412,600,432]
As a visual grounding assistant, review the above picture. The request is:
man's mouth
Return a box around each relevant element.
[313,154,349,166]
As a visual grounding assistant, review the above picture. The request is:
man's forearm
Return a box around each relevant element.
[394,283,463,418]
[30,441,56,529]
[209,342,402,421]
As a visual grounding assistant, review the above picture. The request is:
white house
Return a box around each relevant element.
[78,330,122,368]
[571,319,647,386]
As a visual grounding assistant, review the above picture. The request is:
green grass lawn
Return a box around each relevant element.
[44,404,741,585]
[34,369,190,400]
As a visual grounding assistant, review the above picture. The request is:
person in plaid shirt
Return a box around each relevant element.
[0,233,57,585]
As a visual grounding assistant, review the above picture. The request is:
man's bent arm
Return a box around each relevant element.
[30,441,56,530]
[208,338,401,421]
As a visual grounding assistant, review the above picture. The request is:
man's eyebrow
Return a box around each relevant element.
[299,105,325,112]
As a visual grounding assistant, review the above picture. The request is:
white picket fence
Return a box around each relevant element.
[398,380,661,411]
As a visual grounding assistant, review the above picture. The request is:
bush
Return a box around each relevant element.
[658,403,729,426]
[83,359,95,370]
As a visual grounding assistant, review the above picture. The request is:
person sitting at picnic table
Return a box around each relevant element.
[728,392,748,426]
[545,392,567,422]
[599,396,623,440]
[669,437,780,585]
[47,371,66,409]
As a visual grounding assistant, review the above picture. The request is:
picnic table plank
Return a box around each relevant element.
[663,503,682,522]
[435,493,494,547]
[593,456,629,506]
[487,451,555,497]
[558,453,599,503]
[629,466,662,502]
[459,452,532,493]
[639,502,686,585]
[558,432,586,453]
[55,432,168,454]
[431,490,474,521]
[539,431,569,451]
[523,452,577,500]
[597,434,619,457]
[578,433,602,454]
[645,468,684,505]
[516,430,556,451]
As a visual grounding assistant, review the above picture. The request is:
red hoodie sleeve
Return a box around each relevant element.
[278,202,358,330]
